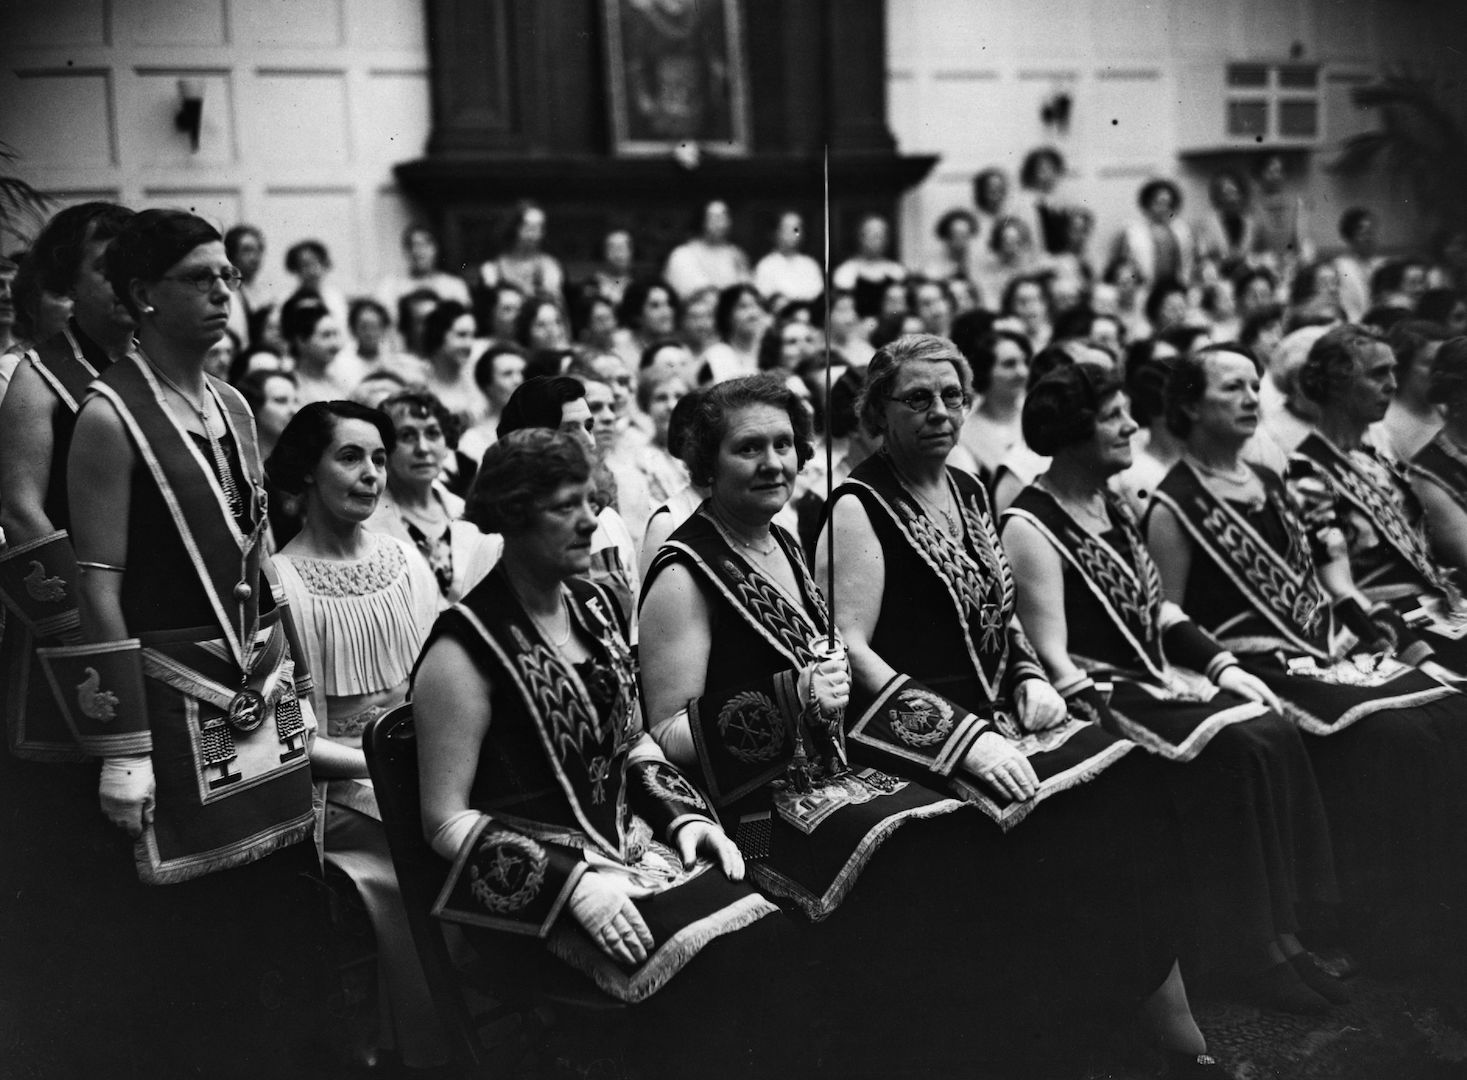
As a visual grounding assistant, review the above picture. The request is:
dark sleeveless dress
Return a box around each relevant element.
[833,456,1181,1031]
[645,505,1151,1073]
[419,568,811,1079]
[1005,485,1338,977]
[1153,462,1467,925]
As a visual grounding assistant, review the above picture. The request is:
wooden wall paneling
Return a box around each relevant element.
[533,1,597,154]
[2,69,117,168]
[250,68,352,168]
[923,70,1012,163]
[7,0,109,48]
[125,0,227,47]
[359,69,432,170]
[232,0,346,48]
[349,0,428,50]
[256,186,356,298]
[1310,0,1374,61]
[1086,69,1169,158]
[425,0,522,154]
[141,187,243,233]
[824,0,896,153]
[1087,0,1171,60]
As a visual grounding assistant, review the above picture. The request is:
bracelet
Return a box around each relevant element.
[1051,670,1092,697]
[78,560,127,573]
[805,665,820,717]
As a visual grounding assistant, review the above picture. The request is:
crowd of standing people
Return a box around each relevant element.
[1,145,1466,1078]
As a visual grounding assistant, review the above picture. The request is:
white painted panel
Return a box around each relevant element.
[369,186,421,287]
[1169,0,1237,58]
[259,187,358,294]
[1088,0,1171,59]
[129,70,235,166]
[141,188,243,235]
[1085,73,1171,157]
[126,0,227,47]
[6,0,107,47]
[350,0,427,50]
[357,70,430,168]
[248,70,351,165]
[233,0,345,48]
[918,76,1032,169]
[1014,0,1086,58]
[1239,0,1306,58]
[1,70,113,168]
[1321,71,1375,151]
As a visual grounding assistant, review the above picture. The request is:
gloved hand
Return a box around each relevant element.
[100,755,155,838]
[672,819,745,881]
[568,871,656,966]
[797,655,850,716]
[963,730,1039,802]
[1014,678,1067,732]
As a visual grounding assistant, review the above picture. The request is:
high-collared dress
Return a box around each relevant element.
[1152,461,1467,921]
[1005,484,1338,975]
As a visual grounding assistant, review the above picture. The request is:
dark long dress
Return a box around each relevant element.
[37,352,328,1079]
[1152,461,1467,923]
[1005,484,1338,976]
[645,505,1148,1073]
[830,457,1184,1043]
[417,568,807,1079]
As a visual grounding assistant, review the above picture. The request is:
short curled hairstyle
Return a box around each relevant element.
[496,375,585,438]
[934,208,978,242]
[378,387,463,449]
[1020,147,1065,190]
[265,400,395,496]
[1297,324,1389,407]
[237,368,298,418]
[1126,342,1179,429]
[1021,361,1125,456]
[284,239,331,274]
[683,374,815,488]
[857,333,974,439]
[1138,178,1182,213]
[281,293,331,350]
[964,330,1032,395]
[1427,336,1467,409]
[463,428,592,535]
[1163,344,1262,439]
[347,297,391,336]
[21,201,135,298]
[422,300,472,358]
[473,341,528,392]
[617,278,680,332]
[713,282,764,341]
[105,209,221,317]
[513,294,566,348]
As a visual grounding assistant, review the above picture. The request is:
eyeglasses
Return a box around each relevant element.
[162,267,244,294]
[891,388,970,414]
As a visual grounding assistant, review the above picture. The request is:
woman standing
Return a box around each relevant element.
[267,401,448,1072]
[1148,345,1467,947]
[365,388,498,605]
[59,209,323,1074]
[476,200,565,298]
[700,283,766,384]
[1002,361,1343,1012]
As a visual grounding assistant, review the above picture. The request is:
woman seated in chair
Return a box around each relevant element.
[266,401,448,1071]
[638,374,1223,1077]
[1001,361,1345,1014]
[414,429,808,1078]
[1146,344,1467,952]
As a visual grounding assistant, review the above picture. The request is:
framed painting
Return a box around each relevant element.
[602,0,751,155]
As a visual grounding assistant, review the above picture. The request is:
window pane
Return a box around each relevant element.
[1278,66,1319,89]
[1227,64,1268,88]
[1278,100,1319,137]
[1227,100,1269,137]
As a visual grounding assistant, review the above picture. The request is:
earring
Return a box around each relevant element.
[142,305,156,315]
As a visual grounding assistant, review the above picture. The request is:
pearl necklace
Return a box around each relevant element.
[508,580,572,647]
[709,506,779,556]
[1185,454,1254,486]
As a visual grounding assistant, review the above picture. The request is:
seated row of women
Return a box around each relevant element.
[408,335,1467,1078]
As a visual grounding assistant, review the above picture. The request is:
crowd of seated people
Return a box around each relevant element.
[0,164,1465,1079]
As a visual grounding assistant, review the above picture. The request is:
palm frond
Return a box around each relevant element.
[0,141,54,246]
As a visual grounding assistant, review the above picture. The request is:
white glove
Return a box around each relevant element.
[798,656,850,715]
[1014,679,1068,732]
[672,819,745,881]
[568,871,656,966]
[100,755,155,838]
[429,809,485,861]
[963,730,1039,802]
[1215,665,1281,711]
